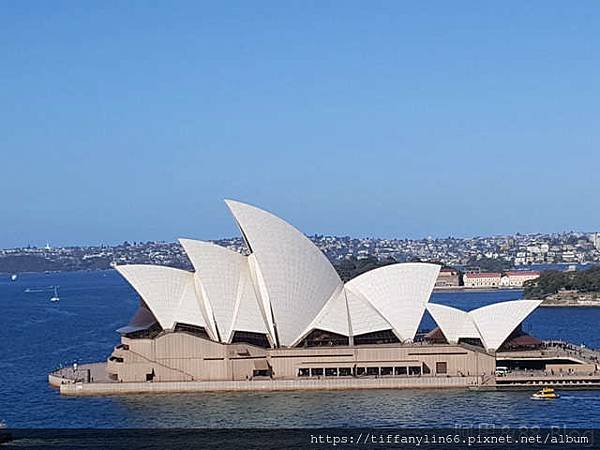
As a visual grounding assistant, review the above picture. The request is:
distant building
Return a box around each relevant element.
[500,271,541,288]
[592,233,600,252]
[435,268,460,287]
[463,272,502,288]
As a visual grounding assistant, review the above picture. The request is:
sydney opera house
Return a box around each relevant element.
[75,199,550,390]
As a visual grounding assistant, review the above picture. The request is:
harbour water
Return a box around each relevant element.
[2,271,600,428]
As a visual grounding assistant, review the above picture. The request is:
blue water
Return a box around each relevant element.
[1,271,600,428]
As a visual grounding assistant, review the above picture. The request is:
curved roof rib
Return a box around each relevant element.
[295,286,349,340]
[426,303,480,344]
[231,262,270,339]
[225,200,343,347]
[115,264,207,331]
[247,253,277,343]
[179,239,267,343]
[470,300,542,351]
[179,238,241,341]
[346,287,393,336]
[346,263,440,342]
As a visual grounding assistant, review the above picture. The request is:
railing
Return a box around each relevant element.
[481,374,496,385]
[50,367,87,383]
[120,347,196,381]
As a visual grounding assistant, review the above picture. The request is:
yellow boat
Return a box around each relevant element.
[531,387,560,399]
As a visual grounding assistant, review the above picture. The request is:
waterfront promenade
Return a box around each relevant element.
[49,364,485,396]
[49,340,600,396]
[49,363,600,396]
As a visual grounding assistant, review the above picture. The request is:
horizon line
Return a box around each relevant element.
[2,229,598,251]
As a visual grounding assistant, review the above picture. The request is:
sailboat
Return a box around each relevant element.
[50,286,60,303]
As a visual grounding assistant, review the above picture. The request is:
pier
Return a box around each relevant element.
[492,341,600,389]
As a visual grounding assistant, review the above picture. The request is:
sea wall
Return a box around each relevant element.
[57,375,482,396]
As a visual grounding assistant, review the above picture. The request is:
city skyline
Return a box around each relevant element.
[3,228,599,274]
[3,226,600,250]
[2,2,600,247]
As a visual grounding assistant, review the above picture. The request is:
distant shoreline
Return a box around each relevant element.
[433,287,523,293]
[539,304,600,307]
[524,293,600,307]
[1,268,114,276]
[538,301,600,308]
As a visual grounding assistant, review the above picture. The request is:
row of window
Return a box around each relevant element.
[297,362,448,377]
[298,366,426,378]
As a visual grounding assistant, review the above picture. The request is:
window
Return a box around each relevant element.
[355,367,366,376]
[325,368,338,377]
[409,366,421,376]
[395,366,407,376]
[174,323,209,339]
[125,322,162,339]
[231,331,271,348]
[339,367,352,376]
[366,367,379,376]
[422,363,431,375]
[311,368,324,377]
[253,369,270,377]
[298,368,310,377]
[353,330,400,345]
[380,367,393,376]
[298,329,349,347]
[436,362,447,374]
[458,337,484,348]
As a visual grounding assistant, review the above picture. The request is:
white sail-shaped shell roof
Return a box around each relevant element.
[470,300,542,351]
[179,239,267,343]
[428,300,542,351]
[346,288,393,336]
[115,264,208,332]
[345,263,440,342]
[294,263,438,345]
[298,285,350,338]
[115,199,542,354]
[231,262,270,338]
[426,303,480,344]
[225,199,344,347]
[291,287,395,346]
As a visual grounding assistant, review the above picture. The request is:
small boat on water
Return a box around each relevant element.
[0,420,12,445]
[50,286,60,303]
[531,387,560,399]
[10,274,17,281]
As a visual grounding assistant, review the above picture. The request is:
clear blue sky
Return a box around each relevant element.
[1,1,599,247]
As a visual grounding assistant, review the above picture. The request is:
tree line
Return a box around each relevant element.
[524,266,600,299]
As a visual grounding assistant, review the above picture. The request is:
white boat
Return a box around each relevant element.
[50,286,60,303]
[10,274,17,281]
